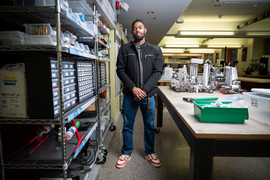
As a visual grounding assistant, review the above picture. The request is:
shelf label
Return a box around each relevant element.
[66,11,78,24]
[69,48,82,56]
[67,107,82,122]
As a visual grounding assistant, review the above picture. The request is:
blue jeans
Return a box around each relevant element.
[121,95,156,155]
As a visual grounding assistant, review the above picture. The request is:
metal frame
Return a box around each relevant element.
[0,0,102,179]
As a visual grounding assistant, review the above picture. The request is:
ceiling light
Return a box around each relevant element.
[208,45,242,48]
[147,11,154,15]
[164,44,199,48]
[161,48,184,53]
[177,31,235,36]
[215,0,270,3]
[246,32,270,36]
[189,49,215,53]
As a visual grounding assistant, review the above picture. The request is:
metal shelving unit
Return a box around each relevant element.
[0,0,107,179]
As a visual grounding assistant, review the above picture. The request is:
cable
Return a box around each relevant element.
[68,139,98,171]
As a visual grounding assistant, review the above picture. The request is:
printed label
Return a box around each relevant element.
[1,92,21,109]
[251,97,258,107]
[3,77,17,86]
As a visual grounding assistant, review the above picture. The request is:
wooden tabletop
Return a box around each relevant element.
[158,80,171,83]
[238,77,270,83]
[158,86,270,139]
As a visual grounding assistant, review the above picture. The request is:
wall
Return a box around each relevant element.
[109,29,120,122]
[236,38,266,74]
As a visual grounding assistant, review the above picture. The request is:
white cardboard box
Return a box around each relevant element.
[0,63,28,118]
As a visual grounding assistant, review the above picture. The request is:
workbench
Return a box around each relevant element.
[156,86,270,180]
[238,77,270,91]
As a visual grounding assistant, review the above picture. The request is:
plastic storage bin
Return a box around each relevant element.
[24,23,53,35]
[0,31,25,45]
[244,92,270,125]
[193,100,249,123]
[25,35,56,45]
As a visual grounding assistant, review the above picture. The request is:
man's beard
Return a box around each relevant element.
[133,32,145,41]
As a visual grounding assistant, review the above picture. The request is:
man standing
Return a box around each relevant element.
[116,19,164,168]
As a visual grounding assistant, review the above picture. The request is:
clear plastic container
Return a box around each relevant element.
[24,23,53,35]
[52,79,58,88]
[74,41,80,50]
[64,97,77,110]
[64,84,76,94]
[0,31,25,40]
[54,105,60,116]
[62,61,75,69]
[63,31,77,46]
[84,45,90,53]
[79,43,85,51]
[51,69,58,79]
[52,88,59,98]
[0,31,25,45]
[53,96,59,106]
[244,92,270,125]
[50,60,58,69]
[0,39,25,45]
[25,35,56,45]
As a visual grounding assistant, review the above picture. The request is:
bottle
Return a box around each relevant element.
[65,121,80,141]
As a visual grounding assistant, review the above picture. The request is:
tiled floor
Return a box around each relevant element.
[88,108,270,180]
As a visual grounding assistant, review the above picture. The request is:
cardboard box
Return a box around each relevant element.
[84,97,102,111]
[0,63,28,118]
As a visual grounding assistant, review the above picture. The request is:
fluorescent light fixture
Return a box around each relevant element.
[178,31,235,36]
[164,44,199,48]
[208,45,242,48]
[161,48,184,53]
[189,49,216,53]
[246,32,270,36]
[216,0,270,3]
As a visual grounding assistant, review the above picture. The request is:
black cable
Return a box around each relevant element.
[68,139,98,171]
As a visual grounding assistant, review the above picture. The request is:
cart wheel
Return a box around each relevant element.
[97,156,106,164]
[110,124,116,131]
[103,149,108,156]
[209,89,214,93]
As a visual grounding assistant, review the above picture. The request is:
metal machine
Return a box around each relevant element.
[219,66,244,94]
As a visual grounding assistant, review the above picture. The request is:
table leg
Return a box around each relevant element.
[157,93,163,128]
[189,139,214,180]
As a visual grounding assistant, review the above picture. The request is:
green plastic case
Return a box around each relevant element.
[193,100,249,124]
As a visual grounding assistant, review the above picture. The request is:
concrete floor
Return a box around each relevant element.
[88,108,270,180]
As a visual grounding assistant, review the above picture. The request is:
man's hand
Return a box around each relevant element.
[133,88,146,101]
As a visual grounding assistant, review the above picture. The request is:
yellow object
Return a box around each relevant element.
[132,87,137,92]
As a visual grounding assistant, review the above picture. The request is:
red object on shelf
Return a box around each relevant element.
[29,135,49,155]
[74,134,84,152]
[72,119,81,141]
[116,1,120,10]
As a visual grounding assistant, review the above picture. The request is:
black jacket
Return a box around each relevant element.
[116,41,163,97]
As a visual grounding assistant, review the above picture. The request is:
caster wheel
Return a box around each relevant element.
[155,129,160,133]
[110,125,116,131]
[97,155,106,164]
[103,149,108,156]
